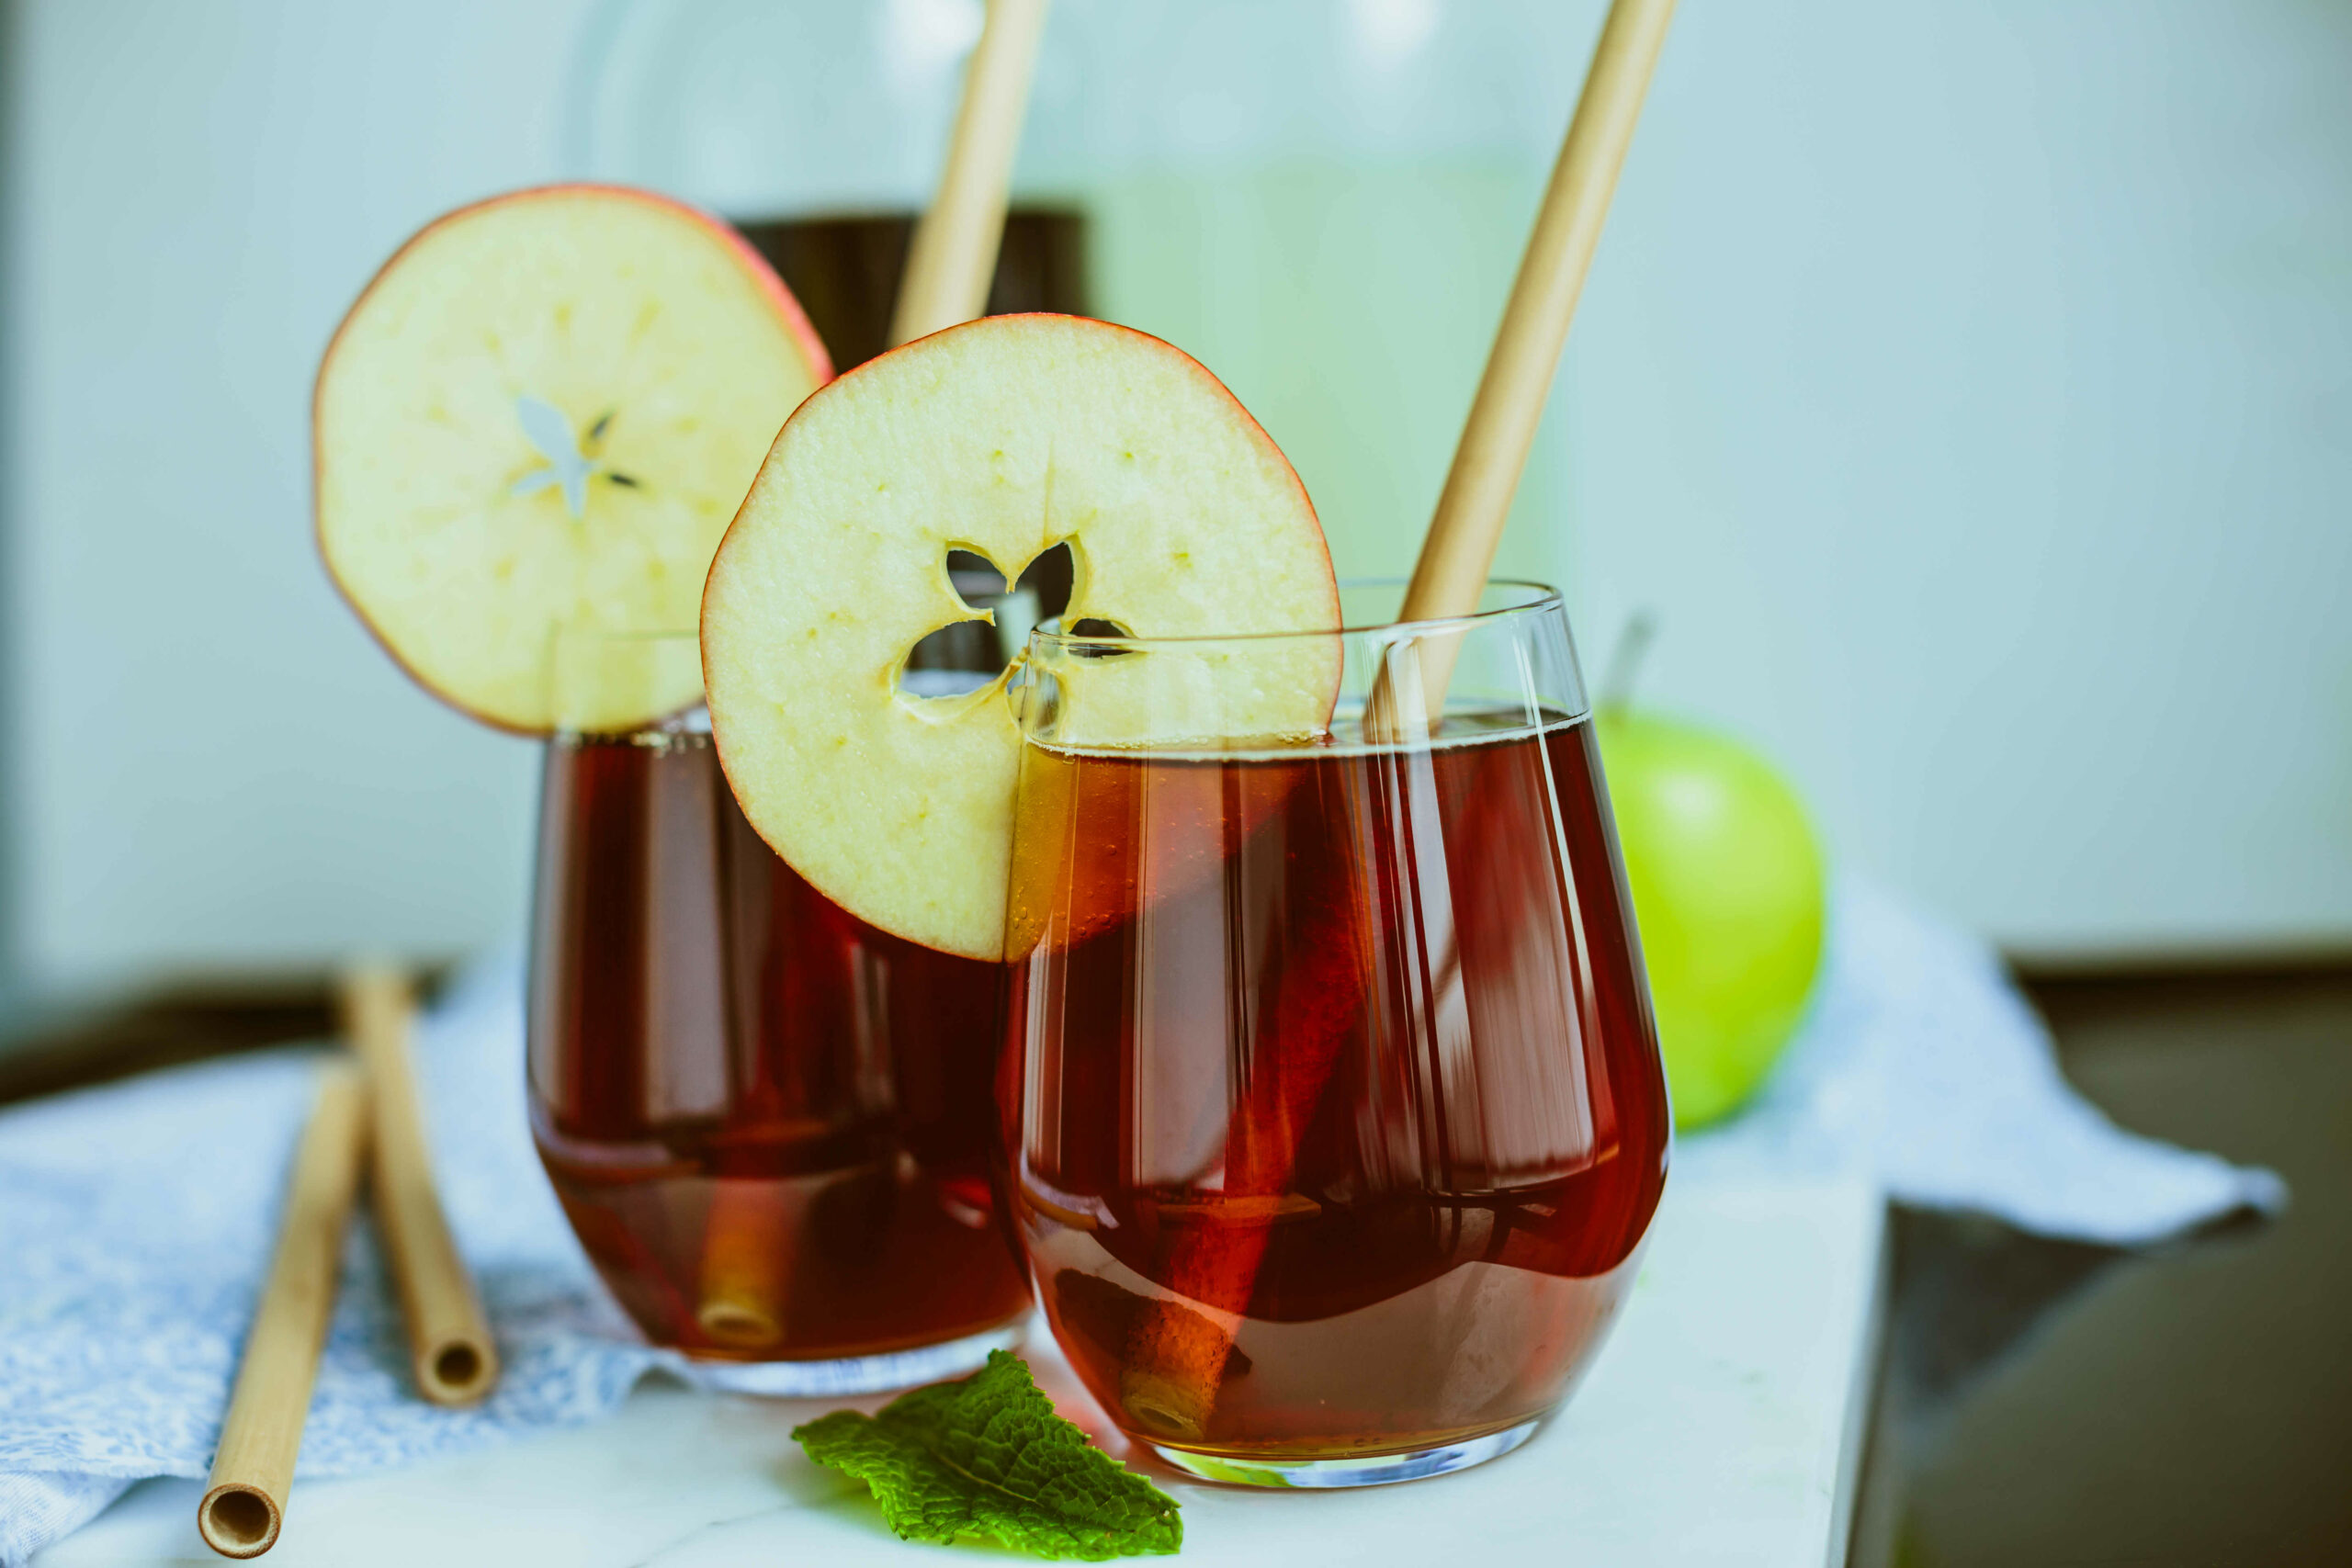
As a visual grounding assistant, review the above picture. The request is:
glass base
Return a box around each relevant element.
[1148,1417,1540,1489]
[664,1318,1027,1398]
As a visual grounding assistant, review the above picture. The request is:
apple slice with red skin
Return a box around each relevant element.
[316,184,831,734]
[701,313,1340,963]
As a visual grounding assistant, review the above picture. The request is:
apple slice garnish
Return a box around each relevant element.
[316,185,831,733]
[701,313,1340,962]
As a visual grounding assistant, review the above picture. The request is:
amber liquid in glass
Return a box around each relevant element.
[1008,715,1669,1456]
[528,730,1033,1361]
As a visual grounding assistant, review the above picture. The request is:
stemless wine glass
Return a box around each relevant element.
[526,623,1034,1393]
[1003,581,1670,1485]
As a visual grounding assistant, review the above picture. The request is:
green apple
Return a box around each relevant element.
[1595,707,1826,1129]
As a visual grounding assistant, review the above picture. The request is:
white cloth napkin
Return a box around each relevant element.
[0,880,2285,1564]
[1679,875,2288,1241]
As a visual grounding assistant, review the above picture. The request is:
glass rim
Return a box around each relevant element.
[550,579,1566,657]
[1023,577,1564,654]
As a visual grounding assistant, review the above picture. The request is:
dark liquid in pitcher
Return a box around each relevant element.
[528,731,1033,1360]
[1008,716,1670,1455]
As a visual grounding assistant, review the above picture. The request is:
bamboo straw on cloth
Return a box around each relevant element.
[1128,0,1680,1438]
[887,0,1054,346]
[1371,0,1678,738]
[339,963,498,1405]
[198,1064,368,1559]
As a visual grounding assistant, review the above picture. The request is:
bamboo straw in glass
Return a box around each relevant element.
[1129,0,1681,1436]
[692,0,1054,1348]
[198,1063,368,1559]
[887,0,1054,346]
[1369,0,1679,739]
[339,962,498,1404]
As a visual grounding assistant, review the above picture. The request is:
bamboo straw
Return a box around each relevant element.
[339,963,499,1405]
[887,0,1053,346]
[1373,0,1678,736]
[1121,896,1373,1439]
[696,1179,788,1351]
[682,0,1057,1350]
[1127,0,1680,1438]
[198,1064,368,1559]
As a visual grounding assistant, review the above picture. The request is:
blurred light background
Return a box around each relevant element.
[2,0,2347,1018]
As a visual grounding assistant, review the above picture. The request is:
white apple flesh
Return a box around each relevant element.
[316,185,831,733]
[701,313,1340,962]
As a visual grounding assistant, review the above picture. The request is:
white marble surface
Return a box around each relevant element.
[37,1175,1883,1567]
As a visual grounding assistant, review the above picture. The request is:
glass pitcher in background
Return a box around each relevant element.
[567,0,1596,581]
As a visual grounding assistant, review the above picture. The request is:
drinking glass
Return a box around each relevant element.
[1004,581,1670,1483]
[526,626,1034,1393]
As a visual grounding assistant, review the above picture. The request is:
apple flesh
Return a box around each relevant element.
[701,313,1340,962]
[1596,707,1826,1129]
[316,184,831,733]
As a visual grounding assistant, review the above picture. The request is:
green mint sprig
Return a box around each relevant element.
[793,1350,1182,1560]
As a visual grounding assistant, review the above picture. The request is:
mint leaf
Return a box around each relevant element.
[794,1350,1182,1560]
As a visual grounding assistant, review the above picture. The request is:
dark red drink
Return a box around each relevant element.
[1006,714,1669,1463]
[528,728,1032,1362]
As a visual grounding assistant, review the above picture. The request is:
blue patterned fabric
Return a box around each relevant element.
[0,956,655,1567]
